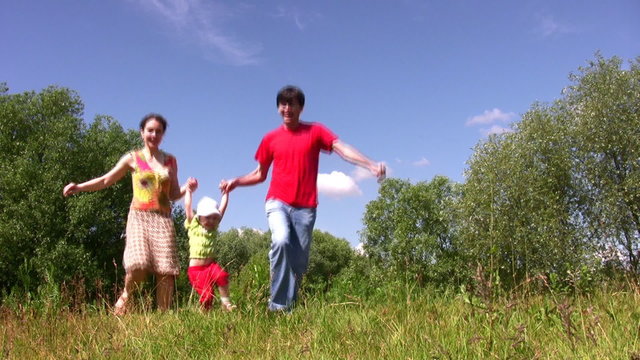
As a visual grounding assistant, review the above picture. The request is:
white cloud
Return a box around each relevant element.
[135,0,261,65]
[535,14,576,37]
[352,166,375,181]
[412,157,430,167]
[396,157,430,167]
[317,171,362,198]
[272,6,321,30]
[233,227,265,236]
[351,163,392,181]
[466,108,516,126]
[481,125,514,136]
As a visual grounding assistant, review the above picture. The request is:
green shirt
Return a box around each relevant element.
[185,217,216,259]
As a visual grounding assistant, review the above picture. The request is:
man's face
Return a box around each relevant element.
[278,99,303,126]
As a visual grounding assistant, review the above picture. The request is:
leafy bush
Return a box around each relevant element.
[303,230,355,294]
[214,228,270,277]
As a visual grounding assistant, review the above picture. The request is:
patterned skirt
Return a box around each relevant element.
[123,209,179,276]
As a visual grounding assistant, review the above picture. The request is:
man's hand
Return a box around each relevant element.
[219,178,238,193]
[374,162,386,183]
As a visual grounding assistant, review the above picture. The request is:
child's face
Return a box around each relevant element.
[199,214,221,231]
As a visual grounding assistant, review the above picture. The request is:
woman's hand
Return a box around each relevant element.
[63,183,78,197]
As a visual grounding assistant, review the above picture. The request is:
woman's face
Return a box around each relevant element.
[140,118,165,149]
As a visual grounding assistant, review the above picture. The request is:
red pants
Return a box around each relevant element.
[187,263,229,309]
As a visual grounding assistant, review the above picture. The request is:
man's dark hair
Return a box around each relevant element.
[276,85,305,107]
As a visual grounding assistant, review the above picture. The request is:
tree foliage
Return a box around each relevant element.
[460,104,589,287]
[359,54,639,290]
[459,54,640,286]
[565,55,640,271]
[361,176,462,285]
[214,228,271,277]
[0,84,140,295]
[305,230,355,292]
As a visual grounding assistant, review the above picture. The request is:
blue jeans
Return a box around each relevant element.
[265,199,316,311]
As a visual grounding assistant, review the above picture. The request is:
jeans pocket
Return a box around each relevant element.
[265,199,283,214]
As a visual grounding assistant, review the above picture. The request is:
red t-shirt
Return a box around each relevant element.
[255,122,338,208]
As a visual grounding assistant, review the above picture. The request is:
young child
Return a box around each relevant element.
[183,178,236,311]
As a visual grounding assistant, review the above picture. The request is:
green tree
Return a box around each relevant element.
[361,176,462,286]
[460,104,588,288]
[459,54,640,287]
[565,55,640,272]
[0,84,139,296]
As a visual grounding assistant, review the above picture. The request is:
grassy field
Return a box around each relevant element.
[2,285,639,359]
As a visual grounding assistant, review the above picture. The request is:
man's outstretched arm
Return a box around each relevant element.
[219,163,269,193]
[332,140,386,180]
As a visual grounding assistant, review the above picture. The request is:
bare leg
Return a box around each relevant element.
[218,284,230,298]
[156,274,175,311]
[218,285,236,311]
[114,269,147,315]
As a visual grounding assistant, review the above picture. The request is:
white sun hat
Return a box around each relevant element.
[196,197,221,217]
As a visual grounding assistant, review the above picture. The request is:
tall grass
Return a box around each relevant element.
[2,280,640,359]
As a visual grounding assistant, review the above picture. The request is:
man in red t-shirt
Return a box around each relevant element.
[220,85,385,311]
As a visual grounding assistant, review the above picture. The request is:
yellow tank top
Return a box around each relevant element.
[130,150,175,214]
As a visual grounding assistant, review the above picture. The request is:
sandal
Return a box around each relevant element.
[113,294,129,316]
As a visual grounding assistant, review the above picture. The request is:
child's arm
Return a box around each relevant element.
[178,183,189,199]
[218,190,229,219]
[184,187,194,223]
[182,177,198,223]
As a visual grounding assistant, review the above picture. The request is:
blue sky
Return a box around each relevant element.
[2,0,638,246]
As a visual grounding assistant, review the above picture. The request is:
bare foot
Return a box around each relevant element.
[221,302,236,312]
[114,294,129,316]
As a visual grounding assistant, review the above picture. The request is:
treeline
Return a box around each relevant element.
[0,54,638,306]
[362,54,639,291]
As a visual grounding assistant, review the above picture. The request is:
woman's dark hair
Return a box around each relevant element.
[139,113,168,131]
[276,85,305,107]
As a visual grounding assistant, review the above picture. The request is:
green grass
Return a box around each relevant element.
[2,286,640,359]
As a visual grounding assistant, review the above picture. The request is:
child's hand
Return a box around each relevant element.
[187,177,198,192]
[219,178,237,193]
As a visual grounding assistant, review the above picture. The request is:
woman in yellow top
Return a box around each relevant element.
[63,113,188,315]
